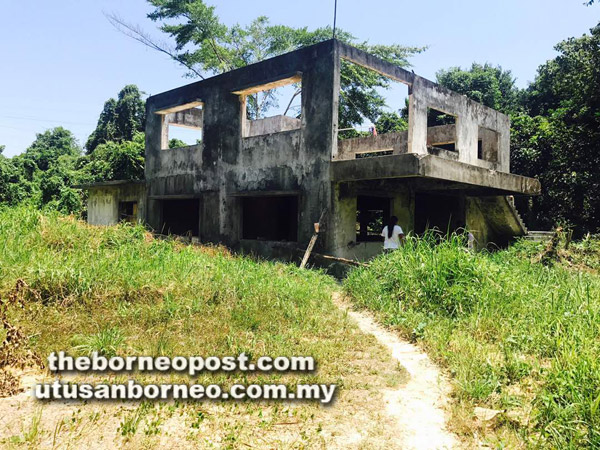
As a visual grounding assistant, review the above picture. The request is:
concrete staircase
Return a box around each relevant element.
[505,196,528,235]
[474,196,553,244]
[505,197,554,242]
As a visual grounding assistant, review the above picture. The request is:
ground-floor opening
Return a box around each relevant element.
[356,195,391,242]
[161,199,200,237]
[414,193,465,235]
[242,195,298,241]
[118,201,138,224]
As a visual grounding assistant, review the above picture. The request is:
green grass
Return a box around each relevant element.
[344,233,600,448]
[0,206,408,448]
[0,205,352,389]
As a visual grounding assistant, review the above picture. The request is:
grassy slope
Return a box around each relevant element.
[0,207,405,448]
[344,234,600,448]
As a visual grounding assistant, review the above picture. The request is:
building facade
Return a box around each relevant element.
[82,40,540,262]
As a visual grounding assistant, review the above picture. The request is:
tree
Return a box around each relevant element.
[86,85,146,153]
[375,111,407,134]
[107,1,424,128]
[83,132,146,182]
[0,152,28,205]
[436,63,523,115]
[515,24,600,235]
[6,127,84,213]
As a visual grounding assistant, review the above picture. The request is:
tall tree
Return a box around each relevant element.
[10,127,84,213]
[86,85,146,153]
[107,1,424,128]
[515,23,600,235]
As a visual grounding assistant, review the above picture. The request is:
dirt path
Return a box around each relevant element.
[332,292,460,450]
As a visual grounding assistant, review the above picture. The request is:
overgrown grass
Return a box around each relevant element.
[0,205,367,394]
[344,233,600,448]
[0,206,409,447]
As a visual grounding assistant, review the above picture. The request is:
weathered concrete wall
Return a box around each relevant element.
[336,132,408,160]
[88,189,118,226]
[465,197,493,250]
[407,76,510,172]
[145,40,339,256]
[336,125,460,161]
[466,196,527,250]
[330,180,413,261]
[245,115,301,138]
[87,183,146,226]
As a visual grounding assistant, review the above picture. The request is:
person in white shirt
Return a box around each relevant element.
[381,216,405,251]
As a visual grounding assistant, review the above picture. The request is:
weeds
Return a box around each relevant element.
[0,206,412,448]
[72,327,125,357]
[345,232,600,447]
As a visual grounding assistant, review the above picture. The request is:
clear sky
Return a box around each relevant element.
[0,0,598,156]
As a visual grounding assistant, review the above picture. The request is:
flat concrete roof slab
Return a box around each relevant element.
[330,154,541,195]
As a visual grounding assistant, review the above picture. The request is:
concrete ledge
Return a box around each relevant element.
[330,154,541,195]
[74,180,145,189]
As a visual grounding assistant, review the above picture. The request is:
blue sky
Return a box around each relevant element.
[0,0,598,156]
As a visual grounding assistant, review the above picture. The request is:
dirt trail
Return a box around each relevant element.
[332,292,460,450]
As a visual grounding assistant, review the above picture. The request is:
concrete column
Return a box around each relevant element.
[407,79,428,155]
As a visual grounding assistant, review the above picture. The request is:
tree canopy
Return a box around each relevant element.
[5,128,84,213]
[86,85,146,153]
[434,24,600,235]
[108,1,424,127]
[436,63,523,115]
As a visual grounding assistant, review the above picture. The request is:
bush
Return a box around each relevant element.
[345,233,600,447]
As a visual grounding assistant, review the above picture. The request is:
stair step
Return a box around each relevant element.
[524,230,554,241]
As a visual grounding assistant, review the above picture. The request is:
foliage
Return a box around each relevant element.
[0,154,28,205]
[436,63,523,115]
[86,85,146,153]
[516,23,600,235]
[168,138,187,149]
[83,132,145,182]
[0,85,150,214]
[375,111,407,134]
[5,128,84,214]
[345,233,600,447]
[109,1,424,126]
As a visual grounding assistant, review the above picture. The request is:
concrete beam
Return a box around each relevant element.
[330,154,541,195]
[155,100,203,115]
[336,41,414,85]
[232,72,302,95]
[167,108,204,130]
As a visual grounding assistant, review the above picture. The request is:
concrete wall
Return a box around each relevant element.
[87,184,146,226]
[145,40,339,256]
[245,115,301,138]
[330,180,413,260]
[407,76,510,172]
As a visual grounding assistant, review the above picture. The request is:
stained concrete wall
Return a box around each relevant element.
[137,39,537,262]
[245,115,301,138]
[86,183,146,226]
[407,76,510,172]
[330,181,413,261]
[145,40,339,255]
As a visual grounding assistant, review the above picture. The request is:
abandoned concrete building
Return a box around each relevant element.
[81,39,541,263]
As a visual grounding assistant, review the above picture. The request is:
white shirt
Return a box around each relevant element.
[381,225,404,249]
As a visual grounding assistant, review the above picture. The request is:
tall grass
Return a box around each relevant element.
[344,232,600,447]
[0,206,346,385]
